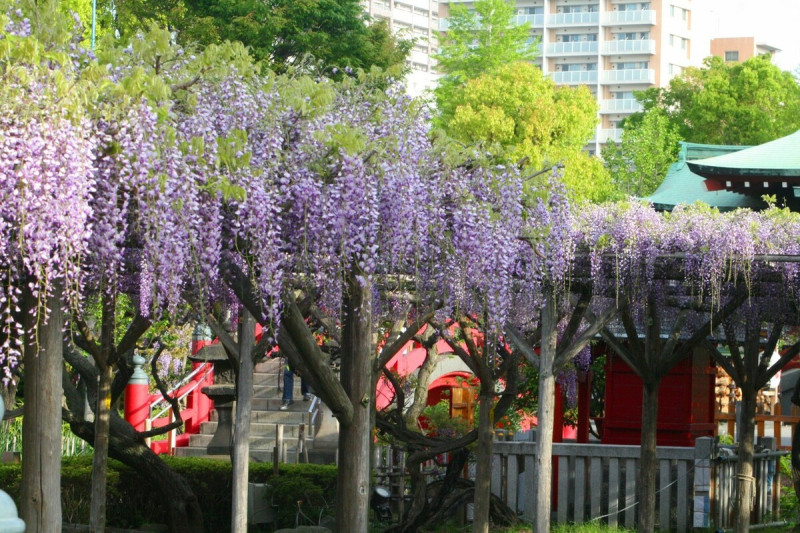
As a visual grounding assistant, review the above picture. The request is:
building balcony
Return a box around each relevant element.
[600,98,643,114]
[598,128,623,143]
[402,0,438,9]
[389,9,434,29]
[371,5,391,19]
[545,41,599,56]
[550,70,598,85]
[601,10,656,26]
[602,39,656,55]
[514,14,545,26]
[441,13,543,30]
[600,68,655,84]
[547,12,600,27]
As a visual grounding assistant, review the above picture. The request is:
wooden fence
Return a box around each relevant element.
[491,440,697,531]
[715,407,800,450]
[376,435,785,531]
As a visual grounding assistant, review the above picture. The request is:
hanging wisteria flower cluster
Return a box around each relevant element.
[572,202,800,301]
[9,11,800,388]
[0,15,95,384]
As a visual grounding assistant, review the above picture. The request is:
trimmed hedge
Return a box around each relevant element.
[0,456,337,531]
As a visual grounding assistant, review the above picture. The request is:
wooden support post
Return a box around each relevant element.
[276,424,285,463]
[168,411,177,455]
[693,437,714,529]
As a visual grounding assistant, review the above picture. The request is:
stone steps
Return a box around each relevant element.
[200,419,311,435]
[175,356,327,461]
[187,432,313,449]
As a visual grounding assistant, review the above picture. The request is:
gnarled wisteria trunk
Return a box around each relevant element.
[90,291,117,533]
[473,388,495,533]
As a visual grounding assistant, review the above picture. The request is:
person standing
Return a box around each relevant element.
[281,362,311,410]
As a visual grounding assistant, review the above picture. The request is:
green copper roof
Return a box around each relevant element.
[687,129,800,178]
[645,142,765,211]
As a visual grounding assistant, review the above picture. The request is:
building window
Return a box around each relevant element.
[562,33,598,42]
[518,6,543,15]
[670,35,688,50]
[619,2,649,11]
[562,4,598,13]
[725,51,739,62]
[616,61,648,70]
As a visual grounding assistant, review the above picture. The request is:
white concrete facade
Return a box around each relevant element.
[363,0,440,97]
[439,0,702,153]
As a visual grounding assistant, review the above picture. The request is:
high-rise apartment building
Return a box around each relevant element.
[362,0,440,96]
[438,0,703,152]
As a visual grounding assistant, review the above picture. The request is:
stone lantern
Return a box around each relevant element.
[189,344,236,455]
[0,397,25,533]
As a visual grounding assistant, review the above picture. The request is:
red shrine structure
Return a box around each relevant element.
[601,131,800,447]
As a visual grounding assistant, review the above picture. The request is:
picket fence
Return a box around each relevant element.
[376,435,786,531]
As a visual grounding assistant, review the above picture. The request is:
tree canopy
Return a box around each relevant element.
[433,0,537,125]
[631,54,800,145]
[441,61,615,203]
[63,0,411,75]
[602,107,682,197]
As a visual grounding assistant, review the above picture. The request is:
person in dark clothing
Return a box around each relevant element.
[281,362,311,410]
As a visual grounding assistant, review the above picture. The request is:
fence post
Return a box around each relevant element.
[693,437,714,529]
[759,435,776,517]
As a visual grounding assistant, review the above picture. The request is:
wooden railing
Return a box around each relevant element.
[375,435,785,531]
[490,440,698,531]
[714,405,800,450]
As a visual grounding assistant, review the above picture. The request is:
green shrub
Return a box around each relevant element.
[779,455,799,523]
[0,456,337,531]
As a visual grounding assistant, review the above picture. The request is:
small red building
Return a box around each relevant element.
[601,346,717,446]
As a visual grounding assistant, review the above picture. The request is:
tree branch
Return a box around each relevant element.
[205,312,239,367]
[281,294,353,425]
[377,303,441,370]
[555,305,617,372]
[139,342,183,439]
[504,324,540,367]
[757,338,800,391]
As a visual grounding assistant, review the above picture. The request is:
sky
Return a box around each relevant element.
[698,0,800,72]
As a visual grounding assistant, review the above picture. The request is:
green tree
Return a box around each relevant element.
[434,0,537,125]
[169,0,408,74]
[602,107,682,197]
[70,0,410,75]
[444,61,615,203]
[632,54,800,145]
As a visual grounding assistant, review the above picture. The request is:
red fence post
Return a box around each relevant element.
[186,323,214,433]
[124,353,150,432]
